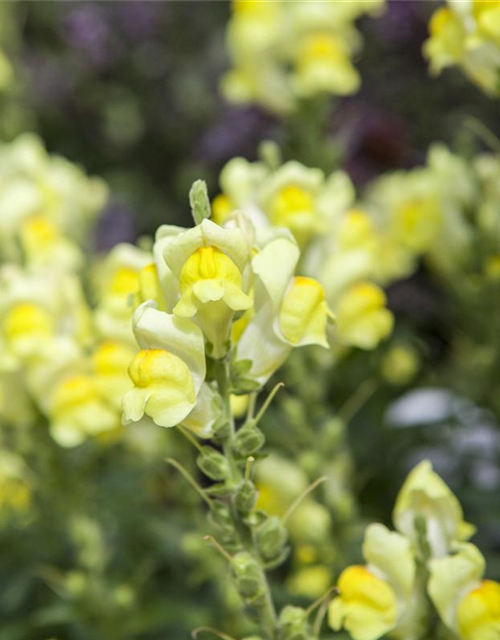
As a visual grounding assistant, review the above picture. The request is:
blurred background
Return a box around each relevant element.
[1,2,500,639]
[3,0,497,238]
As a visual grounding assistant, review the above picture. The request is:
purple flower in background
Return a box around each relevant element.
[24,54,71,107]
[375,0,427,45]
[116,1,161,42]
[195,106,275,164]
[336,102,409,185]
[94,200,137,252]
[63,4,116,70]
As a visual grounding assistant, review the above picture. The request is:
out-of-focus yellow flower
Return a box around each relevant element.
[279,276,332,346]
[19,215,83,271]
[335,282,393,350]
[292,32,360,98]
[216,156,396,353]
[92,340,136,410]
[429,543,500,640]
[2,302,53,360]
[219,159,353,250]
[211,193,235,226]
[0,369,35,427]
[255,454,309,517]
[458,580,500,640]
[49,372,120,448]
[93,243,152,343]
[485,254,500,280]
[393,460,475,558]
[287,565,331,599]
[381,344,420,386]
[287,500,331,544]
[0,133,107,263]
[221,0,386,113]
[424,0,500,97]
[0,266,92,365]
[0,452,32,517]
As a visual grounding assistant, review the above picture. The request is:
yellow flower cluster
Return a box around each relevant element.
[221,0,386,113]
[0,134,108,270]
[330,461,500,640]
[424,0,500,97]
[0,134,133,448]
[214,155,396,351]
[122,210,334,434]
[364,143,500,282]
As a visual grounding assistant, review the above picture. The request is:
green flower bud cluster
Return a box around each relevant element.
[277,606,315,640]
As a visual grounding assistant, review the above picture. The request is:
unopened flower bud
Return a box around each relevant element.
[232,551,266,601]
[233,422,265,456]
[235,480,257,513]
[256,516,288,561]
[278,605,311,640]
[208,502,235,539]
[197,446,230,481]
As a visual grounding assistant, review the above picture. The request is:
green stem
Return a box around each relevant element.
[212,356,278,639]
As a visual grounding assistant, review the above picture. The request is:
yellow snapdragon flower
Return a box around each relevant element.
[123,302,220,437]
[393,460,475,558]
[219,157,354,249]
[330,524,422,640]
[217,155,396,352]
[429,543,500,640]
[160,218,253,358]
[235,233,333,385]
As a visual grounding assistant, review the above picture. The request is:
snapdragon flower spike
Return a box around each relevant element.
[236,231,333,385]
[162,218,252,358]
[123,302,219,436]
[428,543,500,640]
